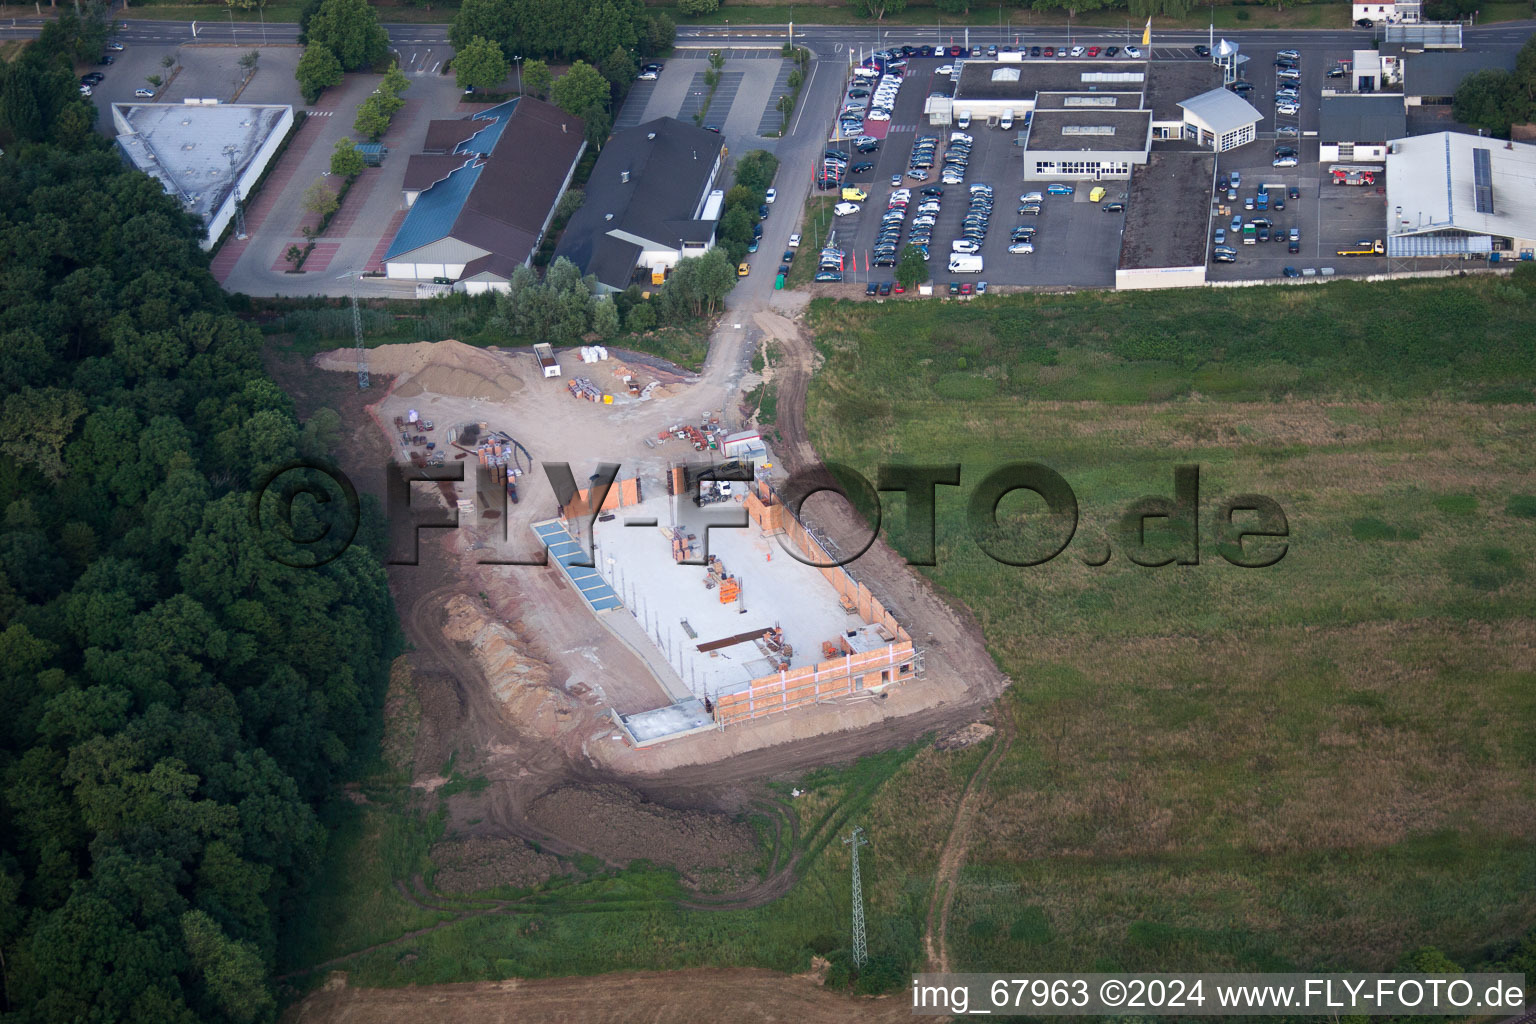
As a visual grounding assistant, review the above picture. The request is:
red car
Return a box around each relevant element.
[892,283,905,293]
[959,282,974,295]
[1087,45,1100,57]
[948,45,963,56]
[1043,46,1055,56]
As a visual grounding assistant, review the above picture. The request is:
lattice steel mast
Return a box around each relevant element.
[844,826,869,969]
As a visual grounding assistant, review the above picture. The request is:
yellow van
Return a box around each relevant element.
[841,186,868,201]
[1088,185,1107,203]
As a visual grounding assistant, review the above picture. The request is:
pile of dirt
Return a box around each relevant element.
[935,722,995,751]
[440,594,579,737]
[430,836,570,894]
[525,783,758,885]
[314,339,527,402]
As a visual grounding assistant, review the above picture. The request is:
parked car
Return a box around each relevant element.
[833,202,862,216]
[134,87,155,98]
[1030,46,1042,57]
[1273,156,1298,167]
[79,84,92,96]
[105,40,125,51]
[737,262,750,277]
[1214,228,1226,244]
[1008,242,1036,254]
[1276,49,1299,59]
[1104,202,1126,212]
[1046,183,1074,195]
[1105,45,1119,57]
[97,54,114,64]
[1288,185,1300,199]
[1282,266,1301,277]
[1124,45,1142,58]
[1087,45,1101,57]
[1194,43,1211,56]
[1213,246,1238,262]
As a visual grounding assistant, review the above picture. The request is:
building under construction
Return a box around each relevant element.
[532,464,921,746]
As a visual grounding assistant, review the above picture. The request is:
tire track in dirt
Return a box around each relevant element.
[923,712,1014,973]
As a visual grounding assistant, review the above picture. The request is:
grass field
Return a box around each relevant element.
[803,273,1536,973]
[283,731,984,993]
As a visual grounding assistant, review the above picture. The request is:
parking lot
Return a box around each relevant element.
[1204,41,1393,278]
[823,54,1125,291]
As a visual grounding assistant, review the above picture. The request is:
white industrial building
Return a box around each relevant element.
[112,102,293,250]
[1385,132,1536,259]
[1177,88,1263,152]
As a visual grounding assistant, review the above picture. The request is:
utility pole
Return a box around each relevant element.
[844,826,869,970]
[336,271,369,390]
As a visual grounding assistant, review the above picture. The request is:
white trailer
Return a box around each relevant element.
[532,343,560,378]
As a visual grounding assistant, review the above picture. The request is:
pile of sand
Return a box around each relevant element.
[315,339,527,401]
[441,594,579,737]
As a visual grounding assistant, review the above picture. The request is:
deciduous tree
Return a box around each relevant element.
[454,35,510,92]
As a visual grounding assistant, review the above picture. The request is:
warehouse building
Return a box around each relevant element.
[1319,94,1407,162]
[1177,87,1263,152]
[384,98,585,292]
[553,117,727,293]
[1385,131,1536,259]
[1402,49,1516,105]
[1116,151,1218,290]
[112,101,293,250]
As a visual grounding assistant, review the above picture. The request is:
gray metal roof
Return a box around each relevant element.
[1405,49,1517,97]
[1024,109,1153,152]
[554,117,725,290]
[1177,87,1263,135]
[1318,94,1407,144]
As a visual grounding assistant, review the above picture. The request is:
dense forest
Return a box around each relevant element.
[0,16,400,1024]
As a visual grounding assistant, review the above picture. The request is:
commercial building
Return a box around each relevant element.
[1177,87,1263,152]
[1402,49,1517,105]
[1385,131,1536,258]
[1021,92,1151,181]
[553,117,727,293]
[112,101,293,250]
[384,98,585,293]
[1115,151,1218,290]
[942,59,1244,180]
[1319,94,1407,163]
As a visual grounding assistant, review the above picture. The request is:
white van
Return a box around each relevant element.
[956,111,971,129]
[948,254,983,273]
[1000,109,1014,130]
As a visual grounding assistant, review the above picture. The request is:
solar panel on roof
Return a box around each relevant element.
[1472,147,1493,214]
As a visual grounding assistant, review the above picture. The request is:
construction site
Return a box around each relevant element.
[304,333,987,767]
[537,463,921,746]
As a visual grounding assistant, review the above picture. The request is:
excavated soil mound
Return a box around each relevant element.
[525,783,758,885]
[440,594,579,738]
[935,722,995,751]
[314,339,526,402]
[430,837,570,894]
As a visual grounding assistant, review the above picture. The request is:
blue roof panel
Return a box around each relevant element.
[456,99,519,154]
[531,520,623,613]
[384,159,485,259]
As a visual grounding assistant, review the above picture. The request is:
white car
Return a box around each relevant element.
[1019,191,1044,203]
[866,109,891,121]
[1008,242,1035,254]
[765,188,776,204]
[79,84,92,96]
[105,41,124,51]
[937,65,955,75]
[788,233,801,247]
[1276,101,1300,115]
[951,239,980,253]
[134,88,155,98]
[1124,45,1142,58]
[1070,45,1085,57]
[833,202,862,216]
[637,69,658,81]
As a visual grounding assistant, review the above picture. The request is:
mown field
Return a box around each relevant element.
[804,273,1536,974]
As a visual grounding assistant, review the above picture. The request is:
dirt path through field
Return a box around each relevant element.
[287,969,913,1024]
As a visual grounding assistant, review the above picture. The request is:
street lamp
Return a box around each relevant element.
[513,54,523,95]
